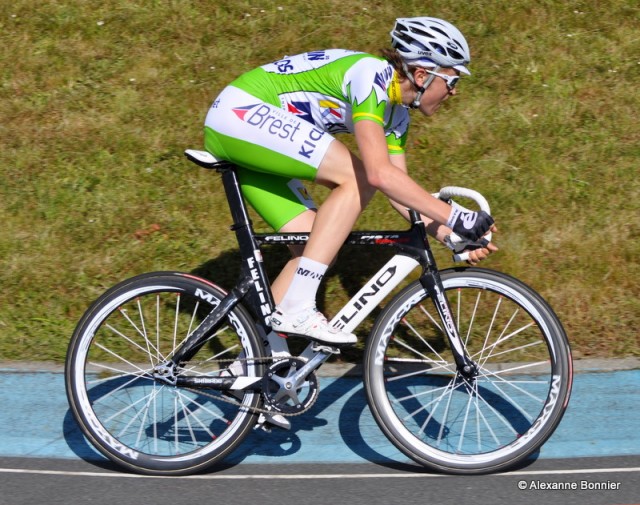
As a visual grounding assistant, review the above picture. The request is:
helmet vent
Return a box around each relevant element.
[447,48,464,60]
[409,27,433,39]
[430,26,449,38]
[431,43,446,56]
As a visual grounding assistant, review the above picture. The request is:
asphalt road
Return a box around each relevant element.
[1,455,639,505]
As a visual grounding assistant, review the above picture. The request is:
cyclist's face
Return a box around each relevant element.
[415,67,459,116]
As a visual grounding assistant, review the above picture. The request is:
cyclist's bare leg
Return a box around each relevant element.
[270,209,316,304]
[304,140,375,265]
[269,140,375,345]
[271,139,373,302]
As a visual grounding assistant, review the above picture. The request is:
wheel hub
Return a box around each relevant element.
[153,361,178,385]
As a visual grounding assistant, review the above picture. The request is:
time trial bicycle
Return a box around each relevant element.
[65,149,573,476]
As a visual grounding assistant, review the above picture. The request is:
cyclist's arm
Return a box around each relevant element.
[387,153,452,243]
[354,119,452,225]
[385,147,498,265]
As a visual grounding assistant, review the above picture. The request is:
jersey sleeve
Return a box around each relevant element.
[386,129,408,154]
[344,58,410,154]
[344,58,392,127]
[385,107,409,154]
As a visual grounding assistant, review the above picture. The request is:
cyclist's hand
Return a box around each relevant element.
[463,239,499,266]
[444,223,498,265]
[446,201,495,242]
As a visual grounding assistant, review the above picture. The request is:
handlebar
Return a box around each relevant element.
[434,186,493,263]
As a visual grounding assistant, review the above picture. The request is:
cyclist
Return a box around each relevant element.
[204,16,497,346]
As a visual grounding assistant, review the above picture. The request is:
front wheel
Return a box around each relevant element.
[65,272,265,475]
[364,268,572,474]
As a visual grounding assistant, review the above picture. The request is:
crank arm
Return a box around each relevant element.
[176,375,262,391]
[287,348,333,388]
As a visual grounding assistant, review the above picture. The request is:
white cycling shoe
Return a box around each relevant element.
[270,306,357,347]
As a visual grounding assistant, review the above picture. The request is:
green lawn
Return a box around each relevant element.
[1,0,638,362]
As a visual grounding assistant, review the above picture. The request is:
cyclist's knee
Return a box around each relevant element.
[317,157,377,207]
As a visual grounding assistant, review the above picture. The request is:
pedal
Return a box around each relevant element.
[256,412,292,431]
[312,344,341,355]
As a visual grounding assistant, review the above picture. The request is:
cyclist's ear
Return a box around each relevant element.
[413,67,428,87]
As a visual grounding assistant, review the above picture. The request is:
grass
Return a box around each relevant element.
[0,0,638,363]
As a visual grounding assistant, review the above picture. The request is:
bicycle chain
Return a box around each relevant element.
[181,355,318,417]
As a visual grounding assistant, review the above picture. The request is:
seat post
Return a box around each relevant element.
[218,165,276,323]
[218,165,253,232]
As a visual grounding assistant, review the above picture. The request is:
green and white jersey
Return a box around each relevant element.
[231,49,409,154]
[203,49,410,231]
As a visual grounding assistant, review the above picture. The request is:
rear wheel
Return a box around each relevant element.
[65,272,264,475]
[364,268,572,474]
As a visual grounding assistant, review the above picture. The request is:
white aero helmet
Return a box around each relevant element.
[390,17,471,75]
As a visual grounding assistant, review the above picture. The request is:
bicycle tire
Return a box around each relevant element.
[65,272,264,475]
[364,268,572,474]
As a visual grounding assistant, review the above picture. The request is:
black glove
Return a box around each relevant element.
[446,202,494,242]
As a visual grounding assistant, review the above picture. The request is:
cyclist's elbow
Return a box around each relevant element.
[367,169,399,195]
[365,168,388,191]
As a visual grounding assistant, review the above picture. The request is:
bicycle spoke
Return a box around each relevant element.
[479,295,501,360]
[176,394,198,450]
[117,305,161,366]
[394,380,454,403]
[477,321,536,366]
[173,294,181,352]
[104,385,161,428]
[398,321,441,359]
[94,341,150,376]
[399,315,456,372]
[457,382,475,453]
[475,338,543,363]
[463,290,482,347]
[434,380,457,446]
[479,367,549,404]
[419,304,443,333]
[104,323,160,365]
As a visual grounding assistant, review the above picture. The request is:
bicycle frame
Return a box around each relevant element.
[171,162,477,379]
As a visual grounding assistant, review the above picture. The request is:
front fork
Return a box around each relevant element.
[419,268,478,380]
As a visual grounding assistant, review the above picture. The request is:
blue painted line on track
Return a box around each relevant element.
[0,369,638,465]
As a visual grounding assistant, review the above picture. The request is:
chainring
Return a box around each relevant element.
[262,358,319,415]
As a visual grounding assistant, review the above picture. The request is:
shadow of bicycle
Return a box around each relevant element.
[63,368,539,474]
[61,370,407,471]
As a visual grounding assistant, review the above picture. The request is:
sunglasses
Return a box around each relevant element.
[425,70,460,90]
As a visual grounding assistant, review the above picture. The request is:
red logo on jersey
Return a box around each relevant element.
[232,104,260,121]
